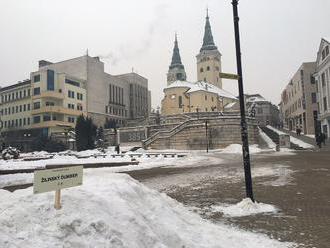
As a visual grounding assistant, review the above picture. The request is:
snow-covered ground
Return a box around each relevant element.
[0,173,294,248]
[267,126,314,149]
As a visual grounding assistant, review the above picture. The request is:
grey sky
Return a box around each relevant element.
[0,0,329,108]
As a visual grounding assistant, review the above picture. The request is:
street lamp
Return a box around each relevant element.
[231,0,254,202]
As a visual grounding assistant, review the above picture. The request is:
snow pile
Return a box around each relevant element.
[211,198,278,217]
[221,144,262,154]
[266,126,314,149]
[259,127,276,149]
[0,174,293,248]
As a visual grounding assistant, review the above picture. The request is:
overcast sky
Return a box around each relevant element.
[0,0,329,108]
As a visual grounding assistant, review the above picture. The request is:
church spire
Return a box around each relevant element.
[169,33,184,70]
[200,10,217,52]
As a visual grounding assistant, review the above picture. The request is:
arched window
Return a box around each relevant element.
[207,66,210,71]
[200,68,204,73]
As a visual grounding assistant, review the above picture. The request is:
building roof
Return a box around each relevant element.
[200,11,218,52]
[165,80,237,100]
[169,34,185,70]
[0,80,31,92]
[246,94,267,103]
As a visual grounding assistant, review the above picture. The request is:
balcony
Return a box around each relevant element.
[31,120,75,129]
[32,91,64,100]
[31,106,84,116]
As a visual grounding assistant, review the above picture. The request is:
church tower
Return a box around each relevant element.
[167,34,187,85]
[196,10,222,89]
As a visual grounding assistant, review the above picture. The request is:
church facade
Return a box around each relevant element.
[161,12,237,116]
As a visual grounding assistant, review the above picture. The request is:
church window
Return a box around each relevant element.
[200,68,204,73]
[178,96,182,108]
[207,66,210,71]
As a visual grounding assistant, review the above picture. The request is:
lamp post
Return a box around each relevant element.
[231,0,254,202]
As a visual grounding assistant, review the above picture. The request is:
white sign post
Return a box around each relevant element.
[34,166,83,210]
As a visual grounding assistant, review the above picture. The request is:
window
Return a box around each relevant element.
[324,97,328,111]
[311,93,317,104]
[77,104,83,111]
[77,93,83,100]
[200,68,204,73]
[27,118,30,125]
[321,73,326,87]
[33,116,41,123]
[19,119,22,126]
[23,118,26,126]
[205,95,207,100]
[68,103,75,109]
[15,119,18,127]
[33,102,40,109]
[47,70,55,91]
[212,97,214,102]
[33,87,40,95]
[23,90,26,97]
[68,90,75,98]
[65,79,80,87]
[68,117,75,123]
[257,108,263,114]
[28,89,30,96]
[16,92,18,99]
[16,106,18,113]
[19,91,22,98]
[27,104,30,111]
[34,74,40,83]
[43,115,51,121]
[46,101,55,106]
[207,66,210,71]
[19,105,22,112]
[178,96,182,108]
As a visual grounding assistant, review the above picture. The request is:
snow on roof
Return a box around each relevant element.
[224,102,236,109]
[246,95,267,103]
[166,80,237,100]
[322,37,330,43]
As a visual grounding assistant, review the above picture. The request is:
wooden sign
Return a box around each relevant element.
[34,166,83,209]
[219,72,239,80]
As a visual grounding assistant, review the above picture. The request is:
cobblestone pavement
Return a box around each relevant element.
[127,148,330,248]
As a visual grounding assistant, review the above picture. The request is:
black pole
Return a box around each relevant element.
[231,0,254,202]
[205,120,209,153]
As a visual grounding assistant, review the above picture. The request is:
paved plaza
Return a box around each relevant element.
[128,147,330,248]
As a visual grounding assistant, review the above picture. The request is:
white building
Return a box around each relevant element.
[315,38,330,137]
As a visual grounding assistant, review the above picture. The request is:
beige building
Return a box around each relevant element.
[161,80,237,116]
[280,62,317,134]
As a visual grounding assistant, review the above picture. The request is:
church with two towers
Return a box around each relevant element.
[161,12,237,116]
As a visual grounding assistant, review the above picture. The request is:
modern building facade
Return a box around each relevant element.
[280,62,317,134]
[0,55,151,149]
[315,38,330,138]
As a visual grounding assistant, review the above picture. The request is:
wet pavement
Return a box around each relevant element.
[127,148,330,248]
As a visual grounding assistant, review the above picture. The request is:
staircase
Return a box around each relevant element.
[142,118,198,148]
[260,126,308,150]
